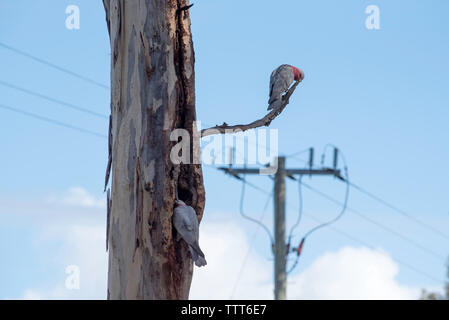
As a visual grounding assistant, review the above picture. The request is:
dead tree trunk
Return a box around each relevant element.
[103,0,205,300]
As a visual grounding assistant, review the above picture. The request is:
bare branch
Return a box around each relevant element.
[177,3,194,14]
[201,80,301,137]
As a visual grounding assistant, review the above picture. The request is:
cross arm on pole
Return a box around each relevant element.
[219,167,343,179]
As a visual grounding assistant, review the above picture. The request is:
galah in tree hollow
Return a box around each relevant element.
[173,200,207,267]
[267,64,304,110]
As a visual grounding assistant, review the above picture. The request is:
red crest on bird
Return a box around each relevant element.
[291,66,304,82]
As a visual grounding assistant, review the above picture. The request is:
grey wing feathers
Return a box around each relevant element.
[173,205,207,267]
[268,68,278,99]
[268,64,295,110]
[173,206,196,244]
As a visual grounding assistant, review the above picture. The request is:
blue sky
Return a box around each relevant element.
[0,0,448,299]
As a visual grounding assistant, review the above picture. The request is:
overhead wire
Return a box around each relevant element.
[214,139,446,284]
[240,176,445,284]
[303,169,349,240]
[321,143,347,167]
[286,155,309,165]
[287,172,350,274]
[239,168,274,245]
[0,103,107,139]
[321,143,449,241]
[287,176,304,245]
[0,42,109,137]
[322,143,449,240]
[347,181,449,241]
[230,189,273,299]
[0,41,109,90]
[287,148,350,274]
[301,181,447,262]
[285,148,310,158]
[220,145,446,282]
[0,79,108,119]
[300,207,446,284]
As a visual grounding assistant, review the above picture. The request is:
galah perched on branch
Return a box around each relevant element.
[173,200,207,267]
[268,64,304,110]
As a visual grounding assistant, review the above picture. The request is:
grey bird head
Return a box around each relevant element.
[175,199,186,207]
[291,66,305,82]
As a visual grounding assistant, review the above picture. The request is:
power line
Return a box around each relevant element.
[301,181,447,263]
[217,145,446,284]
[230,189,272,299]
[314,145,446,259]
[347,181,449,241]
[286,155,308,165]
[0,42,109,90]
[220,154,346,299]
[286,178,304,274]
[321,143,448,241]
[302,172,349,240]
[287,147,350,275]
[238,172,274,245]
[0,80,108,119]
[286,148,310,158]
[239,176,445,284]
[287,167,349,274]
[287,177,304,244]
[0,103,107,139]
[302,211,446,284]
[321,143,348,168]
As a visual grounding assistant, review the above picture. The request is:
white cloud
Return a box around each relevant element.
[21,219,422,300]
[46,187,105,209]
[13,193,424,300]
[190,222,272,300]
[0,187,107,300]
[21,289,42,300]
[289,246,420,300]
[25,188,107,299]
[21,222,108,299]
[192,223,420,300]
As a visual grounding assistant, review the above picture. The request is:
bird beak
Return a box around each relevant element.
[298,68,304,82]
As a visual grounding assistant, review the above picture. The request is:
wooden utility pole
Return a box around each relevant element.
[219,151,341,300]
[274,157,287,300]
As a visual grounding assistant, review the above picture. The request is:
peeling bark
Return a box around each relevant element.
[103,0,205,300]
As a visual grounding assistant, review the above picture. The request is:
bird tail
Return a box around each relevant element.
[267,99,281,111]
[194,255,207,267]
[189,243,207,267]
